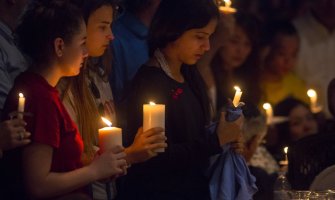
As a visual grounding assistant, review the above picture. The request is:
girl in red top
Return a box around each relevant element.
[1,0,127,199]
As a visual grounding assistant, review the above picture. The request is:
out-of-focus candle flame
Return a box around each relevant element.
[101,117,112,127]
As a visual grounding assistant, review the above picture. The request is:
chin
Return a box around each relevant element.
[71,68,81,77]
[185,59,198,65]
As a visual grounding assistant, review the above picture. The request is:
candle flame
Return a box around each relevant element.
[284,146,288,154]
[223,0,231,7]
[101,117,112,127]
[149,101,156,106]
[307,89,316,98]
[19,93,24,98]
[234,86,241,92]
[263,103,271,110]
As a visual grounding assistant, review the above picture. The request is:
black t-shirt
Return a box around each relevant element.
[119,64,221,199]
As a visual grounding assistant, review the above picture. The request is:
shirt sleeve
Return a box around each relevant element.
[25,95,60,149]
[0,49,13,110]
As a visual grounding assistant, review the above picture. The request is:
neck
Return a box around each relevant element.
[160,48,184,82]
[263,69,282,82]
[34,64,62,87]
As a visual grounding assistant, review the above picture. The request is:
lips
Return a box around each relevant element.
[195,54,203,59]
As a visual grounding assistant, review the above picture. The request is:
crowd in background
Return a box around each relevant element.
[0,0,335,199]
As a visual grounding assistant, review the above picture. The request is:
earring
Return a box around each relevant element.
[57,51,63,57]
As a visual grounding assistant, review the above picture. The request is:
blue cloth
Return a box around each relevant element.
[207,107,258,200]
[109,11,149,103]
[207,146,257,200]
[225,105,243,122]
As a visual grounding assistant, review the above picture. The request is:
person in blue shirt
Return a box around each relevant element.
[109,0,161,104]
[0,0,28,116]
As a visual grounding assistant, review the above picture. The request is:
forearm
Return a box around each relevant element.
[25,165,96,199]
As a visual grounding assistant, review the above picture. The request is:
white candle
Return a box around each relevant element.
[143,101,165,152]
[232,86,242,107]
[279,146,289,166]
[284,146,289,164]
[18,93,25,119]
[307,89,318,113]
[98,117,122,153]
[219,0,236,14]
[263,103,273,125]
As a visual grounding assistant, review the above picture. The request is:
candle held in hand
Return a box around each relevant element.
[98,117,122,153]
[232,86,242,107]
[143,101,165,152]
[18,93,25,119]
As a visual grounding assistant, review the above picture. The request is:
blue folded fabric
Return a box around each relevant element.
[225,105,243,122]
[207,106,258,200]
[207,146,257,200]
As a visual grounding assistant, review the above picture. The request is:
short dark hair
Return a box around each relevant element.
[148,0,219,56]
[15,0,84,65]
[274,97,309,117]
[261,20,298,46]
[274,97,311,143]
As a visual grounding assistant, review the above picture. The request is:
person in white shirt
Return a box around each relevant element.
[293,0,335,117]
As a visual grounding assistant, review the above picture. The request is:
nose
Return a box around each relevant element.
[203,39,210,51]
[106,29,114,41]
[83,45,89,58]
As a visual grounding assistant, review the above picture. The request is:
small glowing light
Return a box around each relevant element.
[284,146,288,154]
[234,86,241,92]
[263,103,271,110]
[19,93,24,98]
[307,89,316,98]
[223,0,232,7]
[101,117,112,127]
[149,101,156,106]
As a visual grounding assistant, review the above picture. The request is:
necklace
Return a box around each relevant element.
[154,49,174,79]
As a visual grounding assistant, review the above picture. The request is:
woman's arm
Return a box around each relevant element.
[23,143,127,199]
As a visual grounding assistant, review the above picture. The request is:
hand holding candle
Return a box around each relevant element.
[98,117,122,153]
[143,101,165,152]
[232,86,242,107]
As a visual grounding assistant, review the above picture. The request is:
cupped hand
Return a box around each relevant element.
[90,145,127,180]
[0,119,31,151]
[216,111,243,146]
[125,127,167,164]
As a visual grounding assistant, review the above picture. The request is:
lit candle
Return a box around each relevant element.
[18,93,25,119]
[98,117,122,153]
[263,103,273,125]
[232,86,242,107]
[143,101,165,152]
[279,146,289,166]
[284,146,288,164]
[307,89,318,113]
[219,0,236,14]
